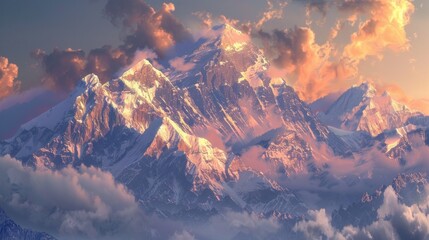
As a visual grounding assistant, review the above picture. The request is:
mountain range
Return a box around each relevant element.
[1,24,428,239]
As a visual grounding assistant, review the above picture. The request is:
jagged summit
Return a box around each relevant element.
[212,24,251,52]
[120,59,166,82]
[320,82,417,136]
[81,73,101,87]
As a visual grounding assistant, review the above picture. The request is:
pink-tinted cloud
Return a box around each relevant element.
[169,57,195,72]
[256,27,356,101]
[0,56,20,99]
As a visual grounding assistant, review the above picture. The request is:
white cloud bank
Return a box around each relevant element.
[0,155,149,239]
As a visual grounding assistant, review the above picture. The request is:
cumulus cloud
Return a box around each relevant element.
[294,209,339,239]
[33,0,193,92]
[32,48,87,92]
[294,185,429,240]
[0,56,20,99]
[104,0,192,57]
[0,155,150,239]
[0,168,283,240]
[85,45,130,82]
[32,45,133,92]
[249,0,416,102]
[342,0,415,61]
[255,27,356,101]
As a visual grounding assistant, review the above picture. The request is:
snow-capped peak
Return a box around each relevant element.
[120,59,164,80]
[357,82,376,98]
[320,82,417,136]
[217,24,250,52]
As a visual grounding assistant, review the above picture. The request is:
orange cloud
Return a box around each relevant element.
[343,0,415,61]
[254,0,416,102]
[0,56,20,99]
[257,27,356,102]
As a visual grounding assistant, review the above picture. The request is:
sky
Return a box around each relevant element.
[0,0,428,138]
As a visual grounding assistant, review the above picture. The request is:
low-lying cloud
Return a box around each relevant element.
[191,211,281,240]
[0,155,148,239]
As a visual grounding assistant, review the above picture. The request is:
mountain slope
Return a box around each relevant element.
[0,59,307,218]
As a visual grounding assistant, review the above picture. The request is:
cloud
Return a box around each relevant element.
[169,57,195,72]
[33,0,193,92]
[255,27,356,101]
[342,0,415,61]
[85,45,130,81]
[0,155,151,239]
[239,146,273,174]
[193,125,227,151]
[294,209,338,239]
[255,0,288,28]
[32,48,87,92]
[304,0,330,16]
[247,0,415,102]
[170,231,196,240]
[104,0,193,57]
[193,11,214,28]
[294,184,429,240]
[191,211,281,240]
[0,56,20,99]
